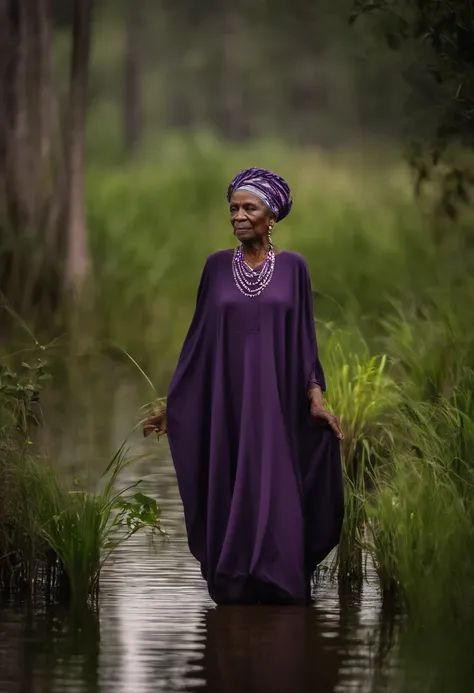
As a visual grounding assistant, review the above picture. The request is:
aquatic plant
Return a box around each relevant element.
[366,394,474,618]
[322,331,400,581]
[322,329,400,470]
[0,349,164,603]
[40,445,164,603]
[320,321,474,622]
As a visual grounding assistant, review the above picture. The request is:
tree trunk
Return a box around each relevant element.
[3,0,33,229]
[0,0,94,316]
[0,1,11,227]
[64,0,94,298]
[0,0,62,312]
[123,0,142,157]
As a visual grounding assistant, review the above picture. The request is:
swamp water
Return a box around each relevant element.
[0,371,473,693]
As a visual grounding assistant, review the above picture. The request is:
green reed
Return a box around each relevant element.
[321,329,400,581]
[41,443,165,603]
[381,301,474,402]
[0,348,164,603]
[366,394,474,619]
[317,317,474,623]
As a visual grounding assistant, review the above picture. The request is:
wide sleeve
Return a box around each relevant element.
[308,365,325,392]
[300,259,327,393]
[167,257,213,393]
[296,256,343,568]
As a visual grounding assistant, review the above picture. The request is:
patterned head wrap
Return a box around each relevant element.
[227,168,293,222]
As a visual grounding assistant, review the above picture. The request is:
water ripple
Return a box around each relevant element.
[0,390,391,693]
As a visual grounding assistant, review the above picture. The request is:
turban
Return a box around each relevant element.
[227,168,293,222]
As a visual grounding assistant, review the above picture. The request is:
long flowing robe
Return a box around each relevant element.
[167,249,343,604]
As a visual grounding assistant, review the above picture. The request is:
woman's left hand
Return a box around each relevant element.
[309,401,344,440]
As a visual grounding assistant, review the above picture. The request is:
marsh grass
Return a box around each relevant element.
[331,445,369,582]
[1,442,164,603]
[0,346,164,603]
[322,329,400,468]
[381,302,474,401]
[321,330,400,581]
[1,439,164,603]
[41,444,165,603]
[366,394,474,617]
[321,324,474,621]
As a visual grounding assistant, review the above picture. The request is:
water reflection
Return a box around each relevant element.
[195,604,343,693]
[1,372,473,692]
[2,540,474,693]
[0,540,388,693]
[99,541,211,692]
[0,598,100,693]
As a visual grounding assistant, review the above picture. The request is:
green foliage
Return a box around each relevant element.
[352,0,474,137]
[318,312,474,622]
[0,357,49,440]
[381,301,473,401]
[322,329,400,467]
[321,330,400,580]
[352,0,474,217]
[0,346,164,603]
[366,396,474,619]
[41,446,164,603]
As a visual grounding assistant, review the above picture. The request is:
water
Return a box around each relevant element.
[0,536,390,693]
[0,374,473,693]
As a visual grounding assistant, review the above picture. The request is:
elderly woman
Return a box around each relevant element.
[145,168,344,605]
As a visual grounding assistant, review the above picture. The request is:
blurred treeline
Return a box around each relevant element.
[0,0,473,334]
[84,0,473,159]
[79,0,450,155]
[85,0,421,152]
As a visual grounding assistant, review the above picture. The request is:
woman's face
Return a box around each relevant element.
[229,191,275,243]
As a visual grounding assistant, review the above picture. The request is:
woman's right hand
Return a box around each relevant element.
[143,409,167,439]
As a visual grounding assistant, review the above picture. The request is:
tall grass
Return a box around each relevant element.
[320,329,400,580]
[366,394,474,618]
[85,139,465,387]
[318,317,474,621]
[0,347,164,603]
[381,302,474,401]
[40,445,165,603]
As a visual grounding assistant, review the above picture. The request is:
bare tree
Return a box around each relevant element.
[0,0,62,311]
[64,0,94,298]
[0,0,94,311]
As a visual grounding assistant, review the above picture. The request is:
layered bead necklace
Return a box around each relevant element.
[232,241,275,298]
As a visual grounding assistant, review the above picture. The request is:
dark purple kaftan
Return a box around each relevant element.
[166,249,343,604]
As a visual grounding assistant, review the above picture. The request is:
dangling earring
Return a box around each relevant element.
[268,224,274,248]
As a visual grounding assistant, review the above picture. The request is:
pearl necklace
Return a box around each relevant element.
[232,244,275,298]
